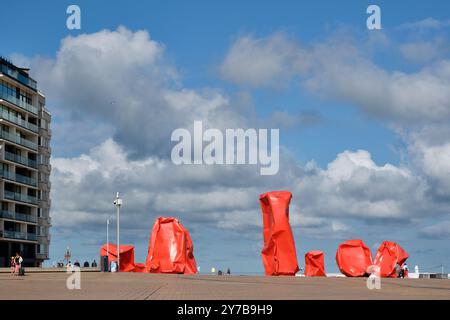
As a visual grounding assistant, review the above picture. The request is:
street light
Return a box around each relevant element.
[113,192,122,272]
[106,219,109,258]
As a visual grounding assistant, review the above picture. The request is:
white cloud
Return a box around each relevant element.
[50,138,437,243]
[420,221,450,239]
[398,18,450,31]
[221,33,450,124]
[25,27,244,159]
[219,33,308,87]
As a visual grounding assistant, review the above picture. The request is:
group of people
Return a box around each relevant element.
[64,260,97,268]
[10,252,23,276]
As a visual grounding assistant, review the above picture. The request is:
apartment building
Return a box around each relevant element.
[0,57,52,267]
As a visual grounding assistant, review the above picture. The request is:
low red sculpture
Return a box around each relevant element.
[336,239,373,277]
[99,243,136,272]
[145,217,197,274]
[304,250,326,277]
[260,191,299,276]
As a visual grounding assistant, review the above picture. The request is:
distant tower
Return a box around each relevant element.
[64,246,71,263]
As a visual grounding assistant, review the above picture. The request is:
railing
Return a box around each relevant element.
[4,151,38,168]
[0,210,14,219]
[4,190,38,205]
[0,129,37,149]
[0,229,37,241]
[0,64,37,90]
[15,212,37,223]
[0,109,38,132]
[0,169,37,186]
[0,89,37,114]
[0,210,37,223]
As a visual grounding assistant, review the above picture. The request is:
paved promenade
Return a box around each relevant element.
[0,272,449,300]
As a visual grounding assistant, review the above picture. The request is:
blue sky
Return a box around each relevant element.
[1,0,450,274]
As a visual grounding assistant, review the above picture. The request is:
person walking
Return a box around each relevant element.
[14,252,23,276]
[402,263,409,278]
[10,256,15,275]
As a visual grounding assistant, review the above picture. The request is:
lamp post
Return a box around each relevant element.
[114,192,122,272]
[106,219,109,257]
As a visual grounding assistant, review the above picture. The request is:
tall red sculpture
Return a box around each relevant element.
[260,191,299,276]
[304,250,326,277]
[336,239,373,277]
[374,241,409,277]
[145,217,197,274]
[99,243,136,272]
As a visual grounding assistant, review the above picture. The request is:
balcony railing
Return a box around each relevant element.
[15,212,37,223]
[0,129,37,150]
[4,151,38,168]
[0,210,37,223]
[0,90,37,114]
[4,190,38,204]
[0,109,38,132]
[0,64,37,90]
[0,230,37,241]
[1,169,37,186]
[0,210,14,219]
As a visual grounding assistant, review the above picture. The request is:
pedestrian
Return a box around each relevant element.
[395,263,402,278]
[10,256,15,275]
[14,252,23,276]
[226,268,231,275]
[402,263,409,278]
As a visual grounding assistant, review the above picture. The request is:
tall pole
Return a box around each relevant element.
[114,192,122,272]
[106,219,109,257]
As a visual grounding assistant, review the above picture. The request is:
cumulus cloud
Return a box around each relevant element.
[220,29,450,207]
[50,138,436,245]
[399,40,450,64]
[398,18,450,31]
[420,221,450,239]
[219,33,309,88]
[25,27,248,160]
[221,32,450,124]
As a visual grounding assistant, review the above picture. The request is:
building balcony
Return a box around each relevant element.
[0,210,14,219]
[0,129,37,150]
[1,169,37,187]
[15,211,37,223]
[0,90,37,114]
[0,210,37,223]
[4,151,38,169]
[0,109,38,133]
[0,229,37,241]
[0,63,37,90]
[4,190,38,205]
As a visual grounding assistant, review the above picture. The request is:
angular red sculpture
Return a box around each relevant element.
[304,250,326,277]
[336,239,373,277]
[145,217,197,274]
[99,243,136,272]
[260,191,299,276]
[374,241,409,277]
